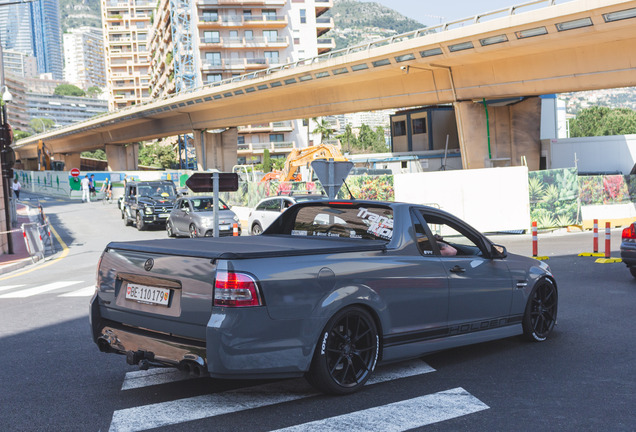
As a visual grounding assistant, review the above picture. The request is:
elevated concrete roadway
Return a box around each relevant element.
[12,0,636,171]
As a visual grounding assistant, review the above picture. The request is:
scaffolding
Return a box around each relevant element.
[169,0,197,93]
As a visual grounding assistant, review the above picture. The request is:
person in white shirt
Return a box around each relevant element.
[81,175,90,202]
[12,178,21,199]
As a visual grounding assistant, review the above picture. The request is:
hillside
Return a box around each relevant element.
[325,0,425,50]
[59,0,101,32]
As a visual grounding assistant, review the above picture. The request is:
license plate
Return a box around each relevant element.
[220,224,230,230]
[126,283,170,306]
[159,213,170,218]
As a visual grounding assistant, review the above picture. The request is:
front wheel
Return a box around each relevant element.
[166,221,175,237]
[305,306,379,395]
[189,224,198,238]
[136,212,146,231]
[522,278,558,342]
[251,223,263,236]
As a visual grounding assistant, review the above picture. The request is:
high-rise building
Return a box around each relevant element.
[146,0,335,164]
[63,27,107,90]
[0,0,64,80]
[101,0,153,110]
[2,50,38,78]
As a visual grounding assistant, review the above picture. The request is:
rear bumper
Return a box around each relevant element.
[620,241,636,266]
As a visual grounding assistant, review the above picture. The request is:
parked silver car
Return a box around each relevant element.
[248,194,325,235]
[166,196,241,237]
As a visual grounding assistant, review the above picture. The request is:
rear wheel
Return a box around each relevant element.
[166,221,175,237]
[136,212,145,231]
[522,278,558,342]
[251,223,263,236]
[305,306,379,395]
[189,224,198,238]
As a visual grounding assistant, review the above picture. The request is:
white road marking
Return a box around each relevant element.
[121,369,196,391]
[0,284,24,293]
[0,281,83,298]
[273,387,489,432]
[109,360,435,432]
[58,285,96,297]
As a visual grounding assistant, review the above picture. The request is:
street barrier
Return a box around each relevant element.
[595,221,622,264]
[233,223,239,237]
[22,222,45,262]
[578,218,606,257]
[531,222,549,261]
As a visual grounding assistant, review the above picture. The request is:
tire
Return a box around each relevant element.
[189,224,198,238]
[136,212,146,231]
[629,267,636,279]
[251,223,263,236]
[166,221,175,237]
[123,208,132,226]
[305,306,379,395]
[522,278,558,342]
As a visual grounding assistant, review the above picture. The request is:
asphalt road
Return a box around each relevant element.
[0,193,634,432]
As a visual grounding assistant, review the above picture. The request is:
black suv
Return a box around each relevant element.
[122,180,178,230]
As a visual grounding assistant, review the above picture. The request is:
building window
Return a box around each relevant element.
[294,38,300,45]
[206,73,222,83]
[393,120,406,136]
[204,31,220,43]
[265,51,279,64]
[229,30,239,41]
[300,9,306,23]
[262,9,276,21]
[412,118,426,134]
[203,10,218,22]
[245,30,253,40]
[243,10,252,20]
[263,30,278,42]
[270,133,284,142]
[205,52,222,66]
[237,136,245,144]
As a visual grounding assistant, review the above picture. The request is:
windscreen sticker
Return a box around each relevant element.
[292,230,308,236]
[357,207,393,240]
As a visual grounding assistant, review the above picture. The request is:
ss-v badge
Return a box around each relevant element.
[144,258,154,271]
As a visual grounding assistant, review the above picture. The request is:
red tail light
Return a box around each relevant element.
[214,270,262,307]
[622,224,636,240]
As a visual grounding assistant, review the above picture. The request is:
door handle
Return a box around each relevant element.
[449,265,466,273]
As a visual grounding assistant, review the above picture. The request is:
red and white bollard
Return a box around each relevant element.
[233,223,239,237]
[532,221,538,257]
[593,219,598,253]
[605,222,611,258]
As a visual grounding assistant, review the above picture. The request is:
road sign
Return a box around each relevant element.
[185,172,239,193]
[311,160,354,199]
[70,168,80,177]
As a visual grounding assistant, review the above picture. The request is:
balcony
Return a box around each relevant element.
[316,16,334,37]
[237,141,295,155]
[317,37,335,54]
[198,14,287,29]
[315,0,333,17]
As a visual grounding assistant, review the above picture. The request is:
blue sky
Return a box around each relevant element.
[360,0,549,25]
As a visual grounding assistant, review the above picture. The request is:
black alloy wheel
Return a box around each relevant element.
[189,224,198,238]
[523,278,558,342]
[306,306,379,395]
[136,212,145,231]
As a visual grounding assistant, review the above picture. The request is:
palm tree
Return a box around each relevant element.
[311,117,335,144]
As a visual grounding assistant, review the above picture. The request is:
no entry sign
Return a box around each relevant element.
[70,168,80,177]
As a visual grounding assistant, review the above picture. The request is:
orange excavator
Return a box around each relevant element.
[260,144,348,182]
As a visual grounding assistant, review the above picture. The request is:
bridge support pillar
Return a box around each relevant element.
[105,143,139,171]
[193,128,238,172]
[454,97,541,170]
[56,153,81,171]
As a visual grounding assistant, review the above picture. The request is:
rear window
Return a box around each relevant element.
[290,204,394,241]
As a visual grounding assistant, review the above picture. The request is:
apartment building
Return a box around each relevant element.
[101,0,153,110]
[147,0,335,165]
[2,50,38,79]
[63,27,107,90]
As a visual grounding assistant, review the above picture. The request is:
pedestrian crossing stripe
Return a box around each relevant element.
[110,360,440,432]
[0,284,25,293]
[272,387,489,432]
[58,286,96,297]
[0,281,93,298]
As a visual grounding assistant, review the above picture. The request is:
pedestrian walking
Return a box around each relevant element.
[89,174,96,199]
[12,178,21,199]
[81,174,90,202]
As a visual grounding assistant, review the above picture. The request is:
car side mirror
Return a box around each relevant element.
[184,208,190,214]
[491,244,507,258]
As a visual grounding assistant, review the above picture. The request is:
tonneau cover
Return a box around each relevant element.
[107,235,387,259]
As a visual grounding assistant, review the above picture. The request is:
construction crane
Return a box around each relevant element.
[261,144,348,182]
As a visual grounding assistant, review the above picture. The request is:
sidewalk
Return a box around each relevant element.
[0,202,40,276]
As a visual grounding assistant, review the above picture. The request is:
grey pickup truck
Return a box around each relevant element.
[91,199,558,394]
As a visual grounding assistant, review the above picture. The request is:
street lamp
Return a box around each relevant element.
[1,85,14,254]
